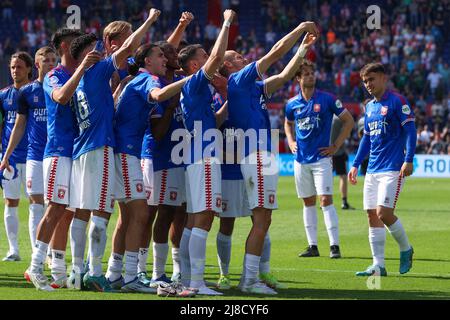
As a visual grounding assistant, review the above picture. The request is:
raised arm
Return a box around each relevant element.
[149,75,191,102]
[203,9,236,78]
[257,21,318,75]
[51,51,102,105]
[114,8,161,69]
[265,33,317,95]
[167,12,194,49]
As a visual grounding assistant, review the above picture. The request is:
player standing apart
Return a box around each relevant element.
[285,60,354,259]
[0,52,33,261]
[348,63,415,276]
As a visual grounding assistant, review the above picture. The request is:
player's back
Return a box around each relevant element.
[114,71,160,159]
[43,64,78,158]
[72,56,117,159]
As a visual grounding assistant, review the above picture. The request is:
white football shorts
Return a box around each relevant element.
[220,179,252,218]
[26,160,44,196]
[294,157,333,198]
[114,153,146,202]
[363,171,405,210]
[2,162,27,199]
[149,167,186,206]
[43,156,72,205]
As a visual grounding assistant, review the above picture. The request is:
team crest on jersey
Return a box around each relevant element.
[27,180,32,189]
[136,183,143,193]
[170,191,177,201]
[216,197,222,208]
[57,189,65,199]
[269,194,275,204]
[33,95,38,103]
[314,104,321,112]
[381,106,388,115]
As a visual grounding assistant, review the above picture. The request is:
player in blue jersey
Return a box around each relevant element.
[175,9,236,296]
[0,46,75,288]
[22,28,104,291]
[220,23,318,294]
[348,63,416,277]
[284,59,354,259]
[148,13,195,288]
[67,8,163,292]
[0,52,34,262]
[106,43,191,294]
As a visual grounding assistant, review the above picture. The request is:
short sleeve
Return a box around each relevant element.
[17,88,29,115]
[184,68,210,95]
[139,76,161,104]
[150,103,163,119]
[285,100,295,122]
[95,55,119,82]
[230,62,261,88]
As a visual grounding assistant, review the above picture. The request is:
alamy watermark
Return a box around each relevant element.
[366,5,381,30]
[170,121,280,175]
[66,5,81,29]
[366,275,382,290]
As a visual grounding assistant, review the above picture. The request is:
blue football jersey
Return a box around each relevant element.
[43,64,78,158]
[363,90,415,173]
[72,55,118,159]
[0,85,28,163]
[17,80,47,161]
[180,68,216,163]
[152,75,185,172]
[141,128,155,160]
[285,89,346,164]
[114,71,161,159]
[227,62,272,158]
[213,93,243,180]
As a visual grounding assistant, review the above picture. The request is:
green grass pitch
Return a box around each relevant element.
[0,177,449,300]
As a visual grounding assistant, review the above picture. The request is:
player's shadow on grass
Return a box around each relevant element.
[343,256,450,263]
[253,288,450,300]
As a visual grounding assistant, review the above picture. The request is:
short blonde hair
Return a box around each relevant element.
[103,21,132,42]
[34,46,57,63]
